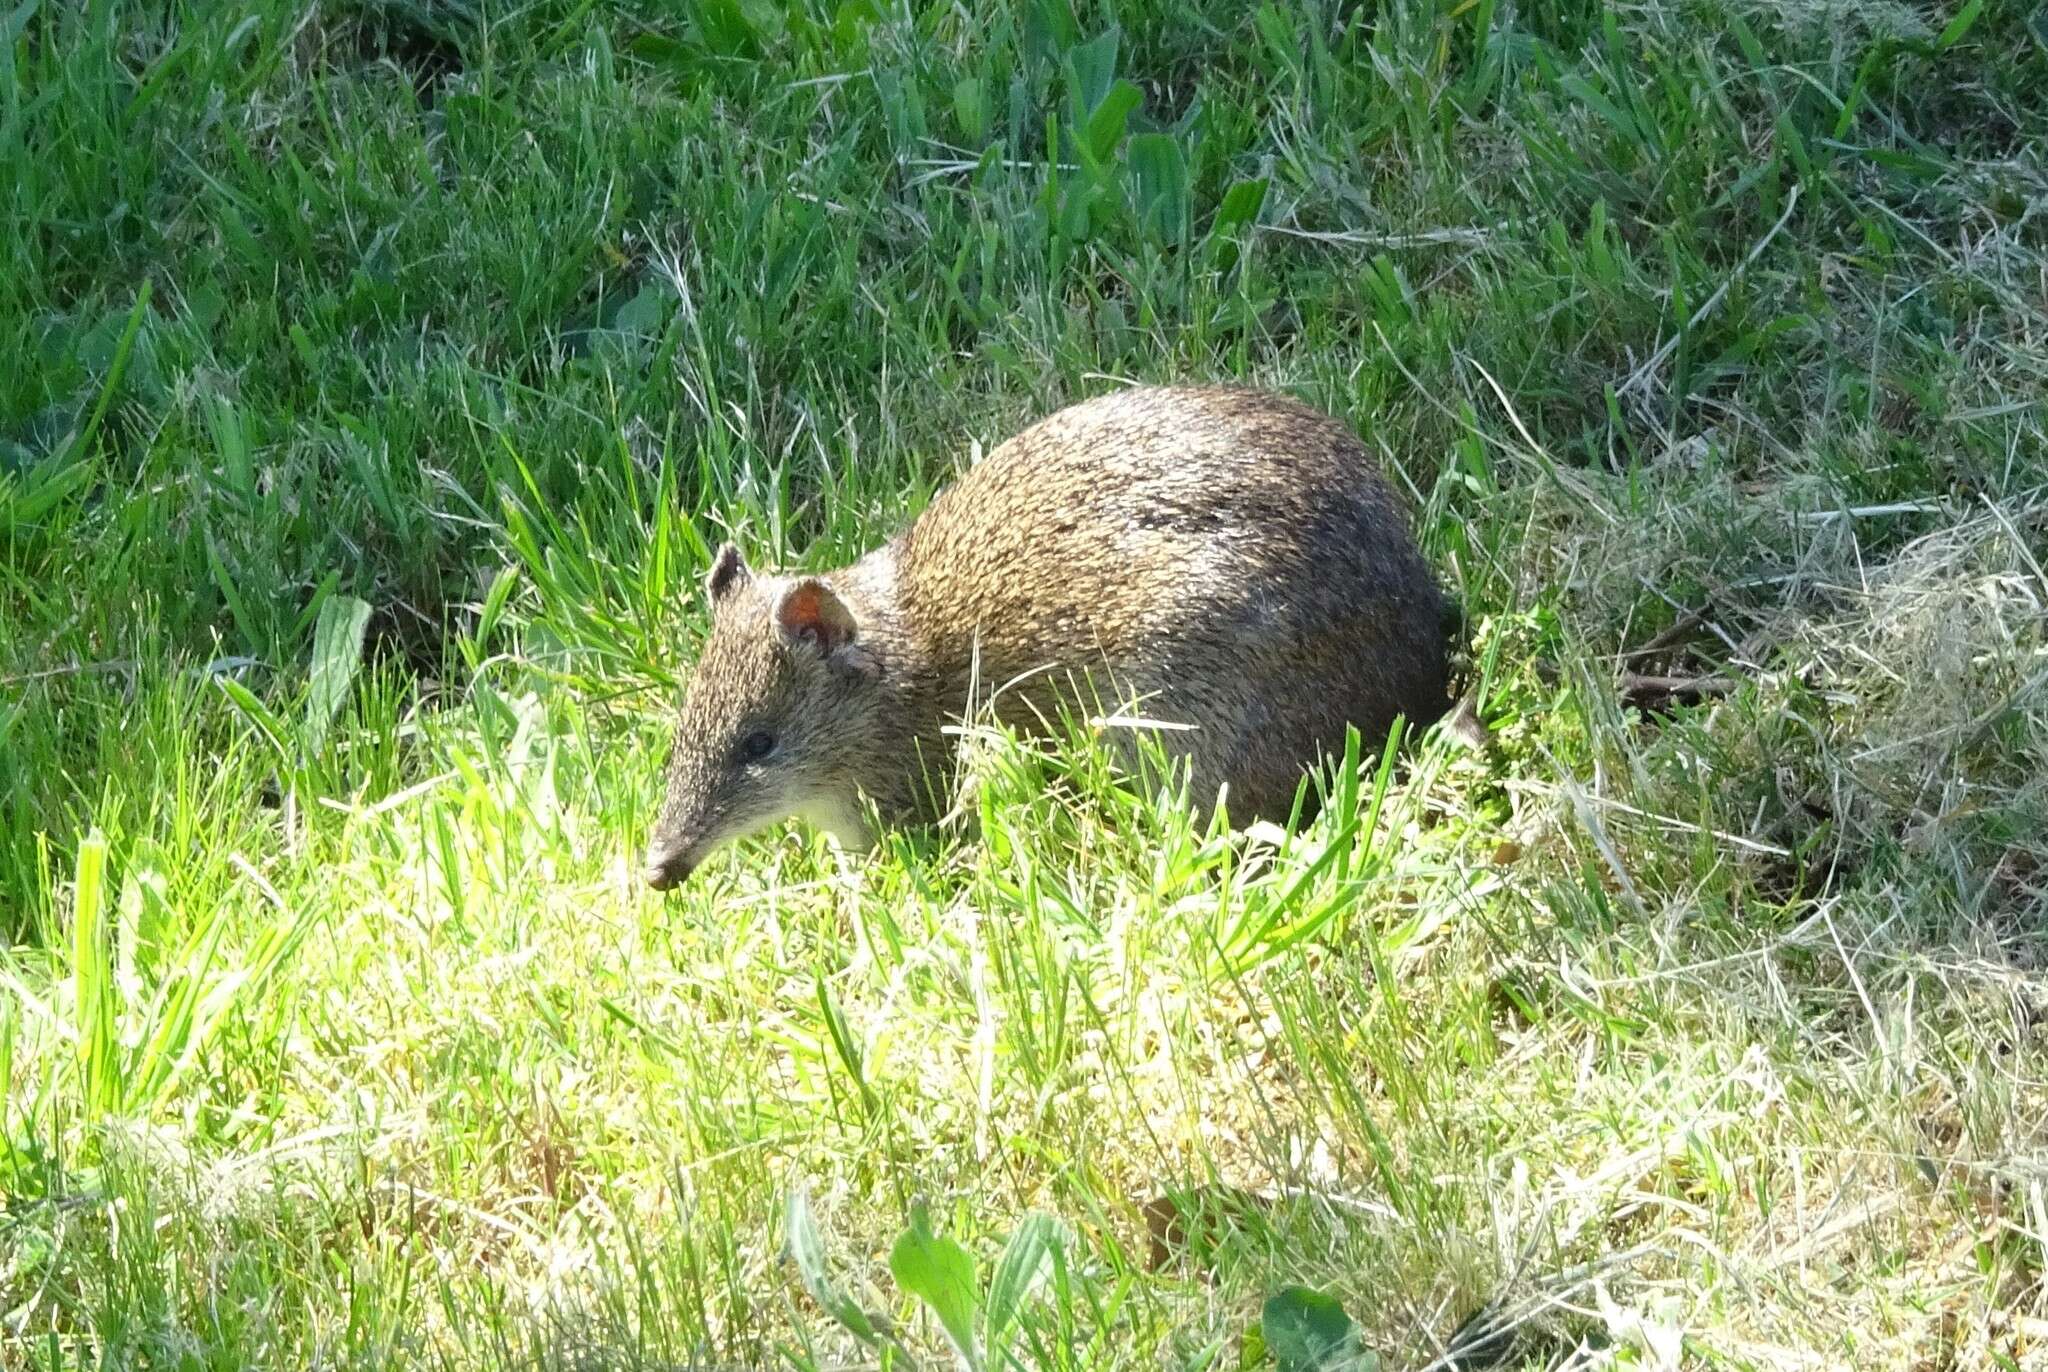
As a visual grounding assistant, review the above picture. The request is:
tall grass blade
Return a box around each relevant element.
[70,830,116,1120]
[785,1186,886,1346]
[985,1214,1060,1358]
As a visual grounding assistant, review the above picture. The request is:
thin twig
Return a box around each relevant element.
[1260,222,1505,250]
[1,659,138,688]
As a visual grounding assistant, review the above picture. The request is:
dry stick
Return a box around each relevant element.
[1795,500,1946,524]
[1618,671,1737,702]
[1623,606,1708,660]
[1618,182,1803,400]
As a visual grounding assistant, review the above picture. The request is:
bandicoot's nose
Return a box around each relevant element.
[643,853,694,891]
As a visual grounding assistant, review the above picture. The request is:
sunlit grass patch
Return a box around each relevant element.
[5,0,2047,1365]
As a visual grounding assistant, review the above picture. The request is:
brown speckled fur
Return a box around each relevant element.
[644,385,1450,887]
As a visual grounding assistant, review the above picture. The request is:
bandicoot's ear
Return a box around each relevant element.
[704,543,751,602]
[772,577,858,657]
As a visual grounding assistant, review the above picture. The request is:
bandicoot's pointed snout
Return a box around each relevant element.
[642,852,695,891]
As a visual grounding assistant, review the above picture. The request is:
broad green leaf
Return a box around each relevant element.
[1263,1286,1371,1372]
[1023,0,1078,67]
[890,1203,982,1371]
[611,282,673,340]
[954,75,990,146]
[626,32,699,70]
[0,0,39,48]
[833,0,880,51]
[1207,176,1269,271]
[1126,133,1188,246]
[692,0,761,58]
[1058,179,1098,241]
[1083,79,1141,161]
[1213,177,1269,236]
[1065,27,1119,116]
[1935,0,1983,51]
[305,593,372,758]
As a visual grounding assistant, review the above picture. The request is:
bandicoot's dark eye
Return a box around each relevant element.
[740,730,777,763]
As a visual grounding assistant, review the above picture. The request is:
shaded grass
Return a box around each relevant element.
[4,0,2048,1367]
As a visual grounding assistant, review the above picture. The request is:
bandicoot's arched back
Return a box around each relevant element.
[644,384,1450,889]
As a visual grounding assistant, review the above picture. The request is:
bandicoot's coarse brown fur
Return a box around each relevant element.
[644,384,1451,888]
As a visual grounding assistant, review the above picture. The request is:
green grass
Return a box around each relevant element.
[3,0,2046,1366]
